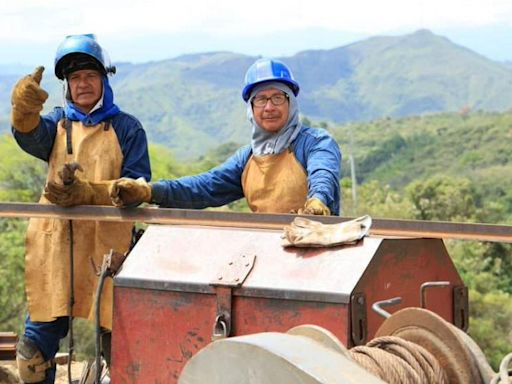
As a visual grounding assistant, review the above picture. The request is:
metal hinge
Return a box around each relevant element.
[350,292,367,346]
[210,254,256,341]
[453,285,469,331]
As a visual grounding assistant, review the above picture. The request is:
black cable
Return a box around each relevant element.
[67,219,75,384]
[95,256,109,384]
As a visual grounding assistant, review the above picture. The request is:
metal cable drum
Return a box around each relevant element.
[375,307,481,384]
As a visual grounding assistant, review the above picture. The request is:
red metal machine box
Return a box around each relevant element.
[111,224,467,383]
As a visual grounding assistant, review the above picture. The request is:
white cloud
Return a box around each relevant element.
[301,0,512,33]
[3,0,512,42]
[2,0,512,64]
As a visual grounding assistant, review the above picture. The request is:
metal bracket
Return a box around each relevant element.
[372,297,402,319]
[210,254,256,341]
[350,292,367,346]
[420,281,450,308]
[453,285,469,331]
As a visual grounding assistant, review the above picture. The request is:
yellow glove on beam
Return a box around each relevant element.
[282,215,372,248]
[297,197,330,216]
[109,177,152,207]
[11,66,49,133]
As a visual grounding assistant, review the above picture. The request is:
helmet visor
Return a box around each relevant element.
[58,53,105,79]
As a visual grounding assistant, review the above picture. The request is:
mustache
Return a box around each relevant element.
[262,114,281,118]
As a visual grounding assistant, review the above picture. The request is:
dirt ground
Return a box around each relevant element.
[0,360,87,384]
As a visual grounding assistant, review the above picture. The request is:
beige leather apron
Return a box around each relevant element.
[25,120,133,330]
[241,149,308,213]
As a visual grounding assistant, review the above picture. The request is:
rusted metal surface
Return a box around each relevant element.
[111,288,350,383]
[353,238,465,344]
[111,225,467,382]
[111,224,365,382]
[0,202,511,243]
[0,332,17,360]
[114,225,379,303]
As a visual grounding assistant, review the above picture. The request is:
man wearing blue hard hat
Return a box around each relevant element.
[10,34,151,383]
[110,58,341,215]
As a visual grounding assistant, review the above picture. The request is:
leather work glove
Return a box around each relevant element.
[297,197,331,216]
[11,66,49,133]
[282,215,372,248]
[43,162,114,207]
[109,177,152,207]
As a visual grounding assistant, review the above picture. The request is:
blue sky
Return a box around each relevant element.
[2,0,512,69]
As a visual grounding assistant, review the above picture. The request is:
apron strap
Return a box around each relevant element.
[64,119,73,155]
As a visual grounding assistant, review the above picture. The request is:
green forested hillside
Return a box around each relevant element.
[2,30,512,158]
[332,111,512,223]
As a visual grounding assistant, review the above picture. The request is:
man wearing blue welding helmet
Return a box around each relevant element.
[11,34,150,383]
[111,58,341,215]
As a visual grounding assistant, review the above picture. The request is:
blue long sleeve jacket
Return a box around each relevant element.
[12,107,151,181]
[152,125,341,215]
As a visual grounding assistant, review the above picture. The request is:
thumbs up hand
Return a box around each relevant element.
[11,66,49,133]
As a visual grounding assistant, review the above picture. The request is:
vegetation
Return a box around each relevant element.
[0,108,510,369]
[3,30,512,160]
[333,110,512,224]
[336,111,512,369]
[0,136,47,333]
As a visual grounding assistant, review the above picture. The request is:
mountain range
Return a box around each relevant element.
[1,29,512,159]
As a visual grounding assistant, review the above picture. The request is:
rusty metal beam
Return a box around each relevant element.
[0,202,511,243]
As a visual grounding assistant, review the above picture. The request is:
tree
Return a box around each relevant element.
[0,136,48,330]
[0,135,47,202]
[357,134,407,182]
[341,179,413,219]
[0,219,27,332]
[406,176,477,221]
[149,143,185,180]
[448,240,512,369]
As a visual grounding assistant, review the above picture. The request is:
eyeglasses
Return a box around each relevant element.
[251,93,289,107]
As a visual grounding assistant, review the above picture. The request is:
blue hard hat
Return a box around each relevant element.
[242,58,300,102]
[54,34,116,79]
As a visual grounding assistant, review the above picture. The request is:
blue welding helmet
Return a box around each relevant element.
[54,34,116,79]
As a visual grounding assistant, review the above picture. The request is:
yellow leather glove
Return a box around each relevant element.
[43,162,113,207]
[297,198,330,216]
[109,178,152,207]
[44,177,114,207]
[11,66,49,133]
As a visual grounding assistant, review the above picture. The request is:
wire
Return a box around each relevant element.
[349,336,448,384]
[95,253,110,384]
[67,220,75,384]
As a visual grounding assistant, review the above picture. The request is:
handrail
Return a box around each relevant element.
[0,202,511,243]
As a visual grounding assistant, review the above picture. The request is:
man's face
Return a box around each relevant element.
[67,69,103,113]
[251,88,289,133]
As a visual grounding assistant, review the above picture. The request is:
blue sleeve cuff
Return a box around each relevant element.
[150,181,165,205]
